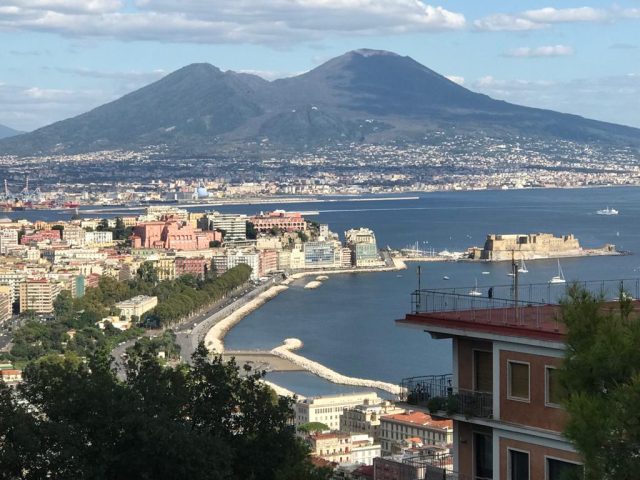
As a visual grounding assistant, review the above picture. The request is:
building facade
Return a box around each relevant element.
[114,295,158,320]
[19,279,63,313]
[295,392,382,432]
[398,287,585,480]
[379,411,453,456]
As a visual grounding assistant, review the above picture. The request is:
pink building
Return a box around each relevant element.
[259,249,278,277]
[175,257,208,279]
[20,229,61,245]
[131,219,220,250]
[250,211,306,233]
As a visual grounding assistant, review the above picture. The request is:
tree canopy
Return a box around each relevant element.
[560,286,640,480]
[0,344,331,480]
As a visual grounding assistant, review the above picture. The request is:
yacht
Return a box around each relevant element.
[443,275,450,280]
[596,207,619,215]
[549,260,566,284]
[468,279,483,296]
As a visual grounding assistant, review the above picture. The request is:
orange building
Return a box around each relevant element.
[397,281,592,480]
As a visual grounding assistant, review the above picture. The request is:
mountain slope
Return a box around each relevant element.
[0,124,23,140]
[1,49,639,154]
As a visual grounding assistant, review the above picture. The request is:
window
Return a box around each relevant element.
[509,449,529,480]
[547,458,582,480]
[546,367,565,406]
[508,361,530,401]
[474,432,493,479]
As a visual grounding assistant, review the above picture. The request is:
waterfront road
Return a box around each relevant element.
[111,276,282,378]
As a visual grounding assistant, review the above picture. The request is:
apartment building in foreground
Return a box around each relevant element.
[396,280,596,480]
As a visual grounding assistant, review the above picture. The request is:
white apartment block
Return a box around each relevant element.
[295,392,382,432]
[0,229,19,255]
[0,285,12,325]
[85,230,114,246]
[309,432,381,466]
[226,250,259,280]
[63,225,86,246]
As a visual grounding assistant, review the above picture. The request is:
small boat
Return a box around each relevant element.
[443,276,450,280]
[468,279,482,296]
[482,271,490,275]
[518,259,528,273]
[596,207,618,215]
[549,260,566,284]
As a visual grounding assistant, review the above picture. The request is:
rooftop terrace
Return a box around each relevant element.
[398,279,640,342]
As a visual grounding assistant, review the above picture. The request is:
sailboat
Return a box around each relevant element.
[518,259,528,273]
[549,260,566,284]
[468,279,482,296]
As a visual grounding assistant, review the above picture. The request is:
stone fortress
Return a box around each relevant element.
[469,233,601,261]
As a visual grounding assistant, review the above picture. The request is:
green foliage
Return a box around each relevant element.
[0,345,330,480]
[560,286,640,479]
[126,330,181,364]
[297,230,309,243]
[209,240,221,248]
[246,222,257,240]
[298,422,329,433]
[51,224,64,232]
[137,261,159,285]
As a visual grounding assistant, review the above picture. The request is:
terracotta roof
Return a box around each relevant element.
[381,411,453,429]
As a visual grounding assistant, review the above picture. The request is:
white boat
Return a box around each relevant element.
[482,271,490,275]
[549,260,566,284]
[443,275,450,280]
[518,259,528,273]
[468,279,482,296]
[596,207,619,215]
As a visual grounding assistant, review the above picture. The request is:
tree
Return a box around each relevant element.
[209,240,221,248]
[297,230,309,243]
[560,286,640,479]
[0,344,331,480]
[97,218,110,232]
[137,261,159,285]
[246,222,257,240]
[53,290,74,323]
[51,224,64,232]
[298,422,329,433]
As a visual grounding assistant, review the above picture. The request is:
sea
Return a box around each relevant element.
[8,187,640,397]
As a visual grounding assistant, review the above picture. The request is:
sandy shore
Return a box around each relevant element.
[271,339,403,396]
[204,285,289,353]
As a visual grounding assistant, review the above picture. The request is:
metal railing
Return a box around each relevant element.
[411,279,640,314]
[400,374,493,419]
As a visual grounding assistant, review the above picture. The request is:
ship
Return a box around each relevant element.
[596,207,618,215]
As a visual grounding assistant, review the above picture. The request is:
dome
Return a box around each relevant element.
[196,187,209,199]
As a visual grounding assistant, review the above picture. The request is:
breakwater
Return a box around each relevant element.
[204,285,289,353]
[270,338,404,396]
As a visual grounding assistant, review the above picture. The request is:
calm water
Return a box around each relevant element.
[9,187,640,395]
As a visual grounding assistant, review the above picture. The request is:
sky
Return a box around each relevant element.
[1,0,639,132]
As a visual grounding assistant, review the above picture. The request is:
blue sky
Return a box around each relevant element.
[1,0,639,131]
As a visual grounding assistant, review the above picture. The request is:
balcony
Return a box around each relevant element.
[400,374,493,419]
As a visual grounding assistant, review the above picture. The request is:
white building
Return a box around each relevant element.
[379,411,453,455]
[295,392,382,432]
[0,229,19,255]
[226,250,259,280]
[114,295,158,320]
[63,225,86,246]
[202,211,248,241]
[309,432,381,466]
[85,230,114,246]
[340,401,405,441]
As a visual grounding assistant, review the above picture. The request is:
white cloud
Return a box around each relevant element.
[505,45,574,58]
[471,73,640,128]
[521,7,608,23]
[445,75,465,85]
[474,6,624,32]
[0,0,465,44]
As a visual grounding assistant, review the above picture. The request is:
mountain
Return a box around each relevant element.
[0,124,23,140]
[1,49,639,155]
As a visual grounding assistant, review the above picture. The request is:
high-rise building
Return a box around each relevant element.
[19,279,63,314]
[200,211,248,241]
[304,241,341,268]
[0,285,12,325]
[398,283,586,479]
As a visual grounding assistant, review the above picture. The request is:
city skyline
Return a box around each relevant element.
[1,0,640,131]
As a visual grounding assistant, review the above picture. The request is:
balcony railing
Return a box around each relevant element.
[412,278,640,314]
[401,374,493,419]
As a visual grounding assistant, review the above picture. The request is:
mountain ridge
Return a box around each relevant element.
[1,49,639,155]
[0,124,23,140]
